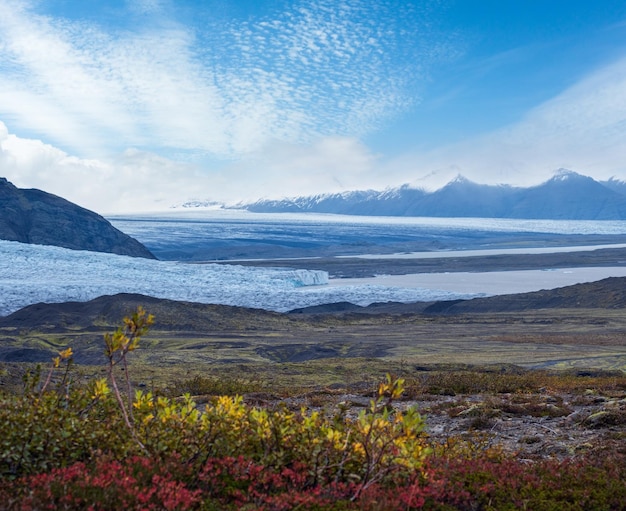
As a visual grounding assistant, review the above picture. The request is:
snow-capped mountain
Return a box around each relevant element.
[511,170,626,219]
[235,170,626,220]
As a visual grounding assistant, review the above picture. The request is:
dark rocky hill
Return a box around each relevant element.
[289,277,626,315]
[421,276,626,314]
[0,178,154,258]
[0,293,292,332]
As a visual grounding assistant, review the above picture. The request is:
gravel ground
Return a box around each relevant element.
[244,388,626,460]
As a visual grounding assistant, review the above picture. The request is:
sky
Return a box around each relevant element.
[1,0,626,213]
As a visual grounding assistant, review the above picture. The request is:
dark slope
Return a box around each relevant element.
[290,277,626,315]
[422,276,626,314]
[0,178,155,258]
[0,293,293,332]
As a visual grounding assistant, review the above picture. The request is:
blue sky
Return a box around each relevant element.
[1,0,626,213]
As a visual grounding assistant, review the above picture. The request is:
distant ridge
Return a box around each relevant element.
[0,178,155,258]
[0,293,284,331]
[228,170,626,220]
[2,276,626,329]
[289,276,626,315]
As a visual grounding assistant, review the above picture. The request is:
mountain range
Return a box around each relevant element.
[0,177,155,258]
[211,170,626,220]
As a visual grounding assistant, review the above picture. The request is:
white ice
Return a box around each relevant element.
[0,240,479,316]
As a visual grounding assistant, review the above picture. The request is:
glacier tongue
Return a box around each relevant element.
[0,240,470,316]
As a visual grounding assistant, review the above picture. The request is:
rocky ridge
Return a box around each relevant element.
[0,178,154,258]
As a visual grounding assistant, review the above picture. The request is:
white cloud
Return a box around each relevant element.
[0,119,382,212]
[127,0,165,15]
[0,0,447,159]
[388,55,626,189]
[223,136,381,200]
[0,0,458,212]
[0,121,203,213]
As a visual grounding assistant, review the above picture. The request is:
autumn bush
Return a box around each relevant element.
[1,456,201,511]
[3,448,626,510]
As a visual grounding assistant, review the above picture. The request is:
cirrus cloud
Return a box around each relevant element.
[0,0,450,158]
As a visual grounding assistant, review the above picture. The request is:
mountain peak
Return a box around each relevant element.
[439,174,478,190]
[449,174,472,184]
[550,169,586,182]
[0,177,16,189]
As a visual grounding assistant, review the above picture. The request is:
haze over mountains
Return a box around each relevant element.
[184,170,626,220]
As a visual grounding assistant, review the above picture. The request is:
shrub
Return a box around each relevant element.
[165,374,260,397]
[420,450,626,511]
[0,377,124,478]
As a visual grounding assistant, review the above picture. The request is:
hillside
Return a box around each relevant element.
[0,178,155,258]
[0,293,291,333]
[2,277,626,367]
[423,276,626,313]
[289,276,626,314]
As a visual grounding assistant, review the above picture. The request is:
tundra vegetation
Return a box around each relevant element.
[0,308,625,510]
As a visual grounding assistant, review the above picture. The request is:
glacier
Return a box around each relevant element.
[108,211,626,262]
[0,240,478,316]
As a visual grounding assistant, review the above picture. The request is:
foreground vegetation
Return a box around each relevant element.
[1,308,626,510]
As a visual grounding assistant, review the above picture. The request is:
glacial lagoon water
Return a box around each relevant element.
[327,267,626,295]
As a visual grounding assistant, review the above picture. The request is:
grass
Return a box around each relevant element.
[3,354,626,400]
[4,308,626,372]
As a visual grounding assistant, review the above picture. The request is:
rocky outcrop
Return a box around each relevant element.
[0,178,155,258]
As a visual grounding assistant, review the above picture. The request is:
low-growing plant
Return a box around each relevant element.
[420,450,626,510]
[5,449,626,510]
[497,394,572,418]
[406,368,626,398]
[1,455,201,511]
[165,374,260,397]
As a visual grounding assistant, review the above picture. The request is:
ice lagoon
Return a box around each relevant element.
[327,267,626,295]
